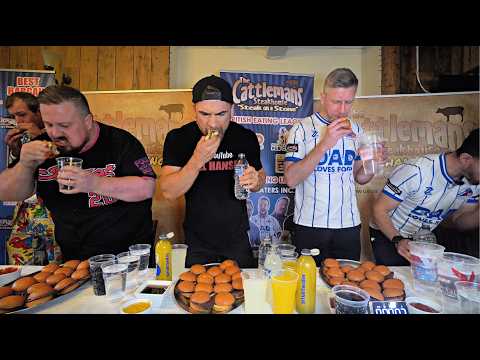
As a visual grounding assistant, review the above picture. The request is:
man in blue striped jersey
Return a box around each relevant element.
[371,128,479,266]
[284,68,382,265]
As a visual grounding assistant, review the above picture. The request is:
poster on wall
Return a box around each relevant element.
[84,90,195,242]
[314,91,479,259]
[221,71,314,248]
[0,69,55,264]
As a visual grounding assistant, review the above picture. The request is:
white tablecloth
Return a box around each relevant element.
[8,266,461,314]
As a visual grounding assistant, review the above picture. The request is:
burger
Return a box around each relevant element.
[33,271,51,283]
[355,266,367,274]
[195,282,213,294]
[383,288,405,301]
[63,259,81,270]
[214,283,233,293]
[207,266,222,277]
[205,128,219,140]
[11,277,37,292]
[382,278,405,291]
[179,271,197,282]
[219,259,237,271]
[0,295,26,311]
[214,273,231,284]
[341,265,355,274]
[54,277,77,292]
[360,261,376,271]
[26,284,55,302]
[189,291,213,314]
[342,280,359,287]
[346,270,365,283]
[196,272,214,285]
[190,264,206,275]
[0,287,13,299]
[224,265,241,277]
[231,272,242,281]
[359,279,381,291]
[213,292,235,313]
[363,287,385,301]
[328,277,344,287]
[26,295,54,308]
[326,267,344,279]
[44,141,60,158]
[365,270,385,283]
[323,258,340,268]
[373,265,392,279]
[177,280,195,299]
[41,263,60,273]
[231,278,244,302]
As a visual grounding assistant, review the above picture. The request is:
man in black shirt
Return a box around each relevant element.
[159,75,266,268]
[0,86,156,260]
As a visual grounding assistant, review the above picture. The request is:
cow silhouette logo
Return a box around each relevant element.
[436,106,464,122]
[159,104,184,120]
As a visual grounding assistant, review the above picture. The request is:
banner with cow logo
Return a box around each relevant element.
[0,69,56,264]
[221,71,314,249]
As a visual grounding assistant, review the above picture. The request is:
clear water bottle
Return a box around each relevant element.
[258,236,272,270]
[234,153,249,200]
[264,245,283,304]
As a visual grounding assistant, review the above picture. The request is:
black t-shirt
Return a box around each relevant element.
[34,122,156,260]
[162,121,262,249]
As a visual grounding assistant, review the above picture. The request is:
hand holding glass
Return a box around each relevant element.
[56,157,83,192]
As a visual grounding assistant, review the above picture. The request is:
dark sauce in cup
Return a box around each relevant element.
[410,302,439,313]
[141,286,167,295]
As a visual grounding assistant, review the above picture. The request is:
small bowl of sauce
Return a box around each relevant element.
[406,297,443,314]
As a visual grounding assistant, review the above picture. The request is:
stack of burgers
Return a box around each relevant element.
[322,259,406,301]
[0,259,90,313]
[174,259,244,314]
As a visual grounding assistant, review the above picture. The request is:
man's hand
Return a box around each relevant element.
[57,167,98,194]
[18,140,52,169]
[239,166,261,190]
[396,239,412,262]
[319,118,354,151]
[190,134,222,170]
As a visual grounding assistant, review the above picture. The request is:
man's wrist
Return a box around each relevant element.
[391,235,406,245]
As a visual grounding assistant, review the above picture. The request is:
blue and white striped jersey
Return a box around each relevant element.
[376,153,479,237]
[285,113,363,229]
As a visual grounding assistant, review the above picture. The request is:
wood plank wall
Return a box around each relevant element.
[381,46,479,94]
[0,46,169,91]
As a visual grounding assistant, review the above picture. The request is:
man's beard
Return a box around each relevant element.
[57,136,90,156]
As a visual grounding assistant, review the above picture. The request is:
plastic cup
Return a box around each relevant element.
[409,241,445,291]
[281,252,299,272]
[117,252,140,290]
[102,263,128,302]
[412,232,437,244]
[56,157,83,191]
[332,285,370,314]
[271,269,298,314]
[89,254,116,296]
[438,252,480,301]
[128,244,151,280]
[455,281,480,314]
[276,244,296,256]
[242,270,271,314]
[356,132,386,176]
[171,244,188,280]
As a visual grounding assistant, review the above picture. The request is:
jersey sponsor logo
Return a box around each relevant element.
[312,129,318,138]
[134,157,154,176]
[315,149,355,173]
[459,188,473,197]
[286,143,298,153]
[386,180,402,196]
[424,186,433,196]
[409,205,452,223]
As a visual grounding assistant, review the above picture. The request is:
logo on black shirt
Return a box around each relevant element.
[386,180,402,195]
[286,143,298,153]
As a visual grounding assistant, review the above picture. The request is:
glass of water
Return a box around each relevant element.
[101,263,128,302]
[128,244,151,280]
[117,252,140,290]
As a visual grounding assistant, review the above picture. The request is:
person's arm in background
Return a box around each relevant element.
[285,118,352,188]
[0,140,52,201]
[447,202,479,230]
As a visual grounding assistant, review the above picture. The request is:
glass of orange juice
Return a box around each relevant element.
[271,269,298,314]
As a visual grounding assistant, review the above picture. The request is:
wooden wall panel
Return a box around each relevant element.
[79,46,98,91]
[115,46,134,90]
[151,46,169,88]
[97,46,116,90]
[9,47,28,69]
[133,46,151,89]
[64,47,81,89]
[0,47,10,68]
[27,46,44,70]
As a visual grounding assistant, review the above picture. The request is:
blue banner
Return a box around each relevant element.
[221,71,314,248]
[0,69,55,264]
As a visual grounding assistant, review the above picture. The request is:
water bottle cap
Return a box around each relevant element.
[310,248,320,256]
[158,232,174,240]
[301,249,311,256]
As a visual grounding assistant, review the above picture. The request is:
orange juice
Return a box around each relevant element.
[156,233,173,281]
[295,249,319,314]
[271,269,298,314]
[283,260,298,272]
